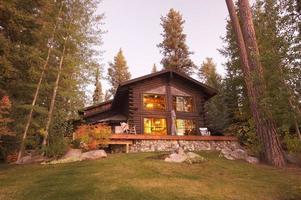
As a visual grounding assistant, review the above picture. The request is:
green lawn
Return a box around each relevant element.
[0,152,301,200]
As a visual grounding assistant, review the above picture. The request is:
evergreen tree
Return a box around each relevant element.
[0,96,14,137]
[0,0,104,157]
[92,68,104,104]
[107,49,131,98]
[199,58,229,134]
[151,64,158,73]
[158,9,195,75]
[104,90,111,101]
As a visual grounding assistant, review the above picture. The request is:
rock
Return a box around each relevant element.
[223,154,235,160]
[176,147,185,155]
[246,156,259,164]
[16,155,46,164]
[221,147,232,155]
[230,149,248,160]
[186,152,201,159]
[80,150,107,160]
[185,152,207,164]
[16,156,32,164]
[62,149,82,159]
[165,153,187,163]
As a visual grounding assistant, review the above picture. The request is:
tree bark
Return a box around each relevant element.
[225,0,286,167]
[42,38,67,146]
[17,3,63,162]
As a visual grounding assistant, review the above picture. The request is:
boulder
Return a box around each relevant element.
[80,150,107,160]
[230,149,248,160]
[223,154,235,160]
[185,152,207,164]
[16,155,46,164]
[165,153,187,163]
[16,156,32,164]
[62,149,82,159]
[221,147,232,156]
[176,147,185,155]
[186,152,201,159]
[246,156,259,164]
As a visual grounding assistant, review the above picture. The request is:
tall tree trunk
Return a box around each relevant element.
[17,3,63,162]
[42,39,67,146]
[294,118,301,140]
[225,0,286,167]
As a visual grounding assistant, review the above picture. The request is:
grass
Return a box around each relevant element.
[0,151,301,200]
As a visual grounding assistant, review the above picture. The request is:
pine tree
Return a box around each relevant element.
[226,0,286,167]
[0,96,14,137]
[107,49,131,97]
[158,9,195,75]
[92,68,104,104]
[151,64,158,73]
[199,58,229,134]
[104,90,111,101]
[42,0,104,147]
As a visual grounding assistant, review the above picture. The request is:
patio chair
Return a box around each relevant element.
[199,127,210,136]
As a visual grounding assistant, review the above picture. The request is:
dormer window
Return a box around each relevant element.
[173,96,193,112]
[143,94,166,111]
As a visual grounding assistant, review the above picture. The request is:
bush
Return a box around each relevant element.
[43,138,68,158]
[42,121,71,158]
[284,133,301,154]
[74,123,111,150]
[226,120,262,156]
[72,139,81,149]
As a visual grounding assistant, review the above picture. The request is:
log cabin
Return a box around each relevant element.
[79,69,218,136]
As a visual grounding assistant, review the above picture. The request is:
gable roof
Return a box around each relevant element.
[117,69,217,97]
[81,69,217,116]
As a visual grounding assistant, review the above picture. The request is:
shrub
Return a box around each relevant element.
[72,139,81,149]
[74,123,111,150]
[226,119,262,156]
[284,133,301,154]
[42,121,71,158]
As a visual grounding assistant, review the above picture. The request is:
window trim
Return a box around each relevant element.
[143,117,168,135]
[142,93,167,111]
[175,118,197,136]
[172,95,194,112]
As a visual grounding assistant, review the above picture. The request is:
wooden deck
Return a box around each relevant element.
[109,134,237,141]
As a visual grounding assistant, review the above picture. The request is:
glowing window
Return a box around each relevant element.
[173,96,193,112]
[144,118,167,135]
[176,119,196,135]
[143,94,166,111]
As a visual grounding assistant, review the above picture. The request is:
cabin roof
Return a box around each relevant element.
[81,69,217,115]
[118,69,217,97]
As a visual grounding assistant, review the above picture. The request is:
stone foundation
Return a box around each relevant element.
[129,140,241,153]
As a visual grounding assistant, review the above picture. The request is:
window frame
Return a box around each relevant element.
[172,95,194,112]
[175,119,197,136]
[143,117,168,135]
[142,93,167,111]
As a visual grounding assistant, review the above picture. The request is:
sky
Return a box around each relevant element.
[96,0,231,91]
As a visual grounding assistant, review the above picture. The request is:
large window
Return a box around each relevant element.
[143,94,166,111]
[144,118,167,135]
[173,96,193,112]
[176,119,196,135]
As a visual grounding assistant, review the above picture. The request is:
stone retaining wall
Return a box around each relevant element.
[129,140,241,153]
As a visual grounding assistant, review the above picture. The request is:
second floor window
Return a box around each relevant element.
[173,96,193,112]
[143,94,166,111]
